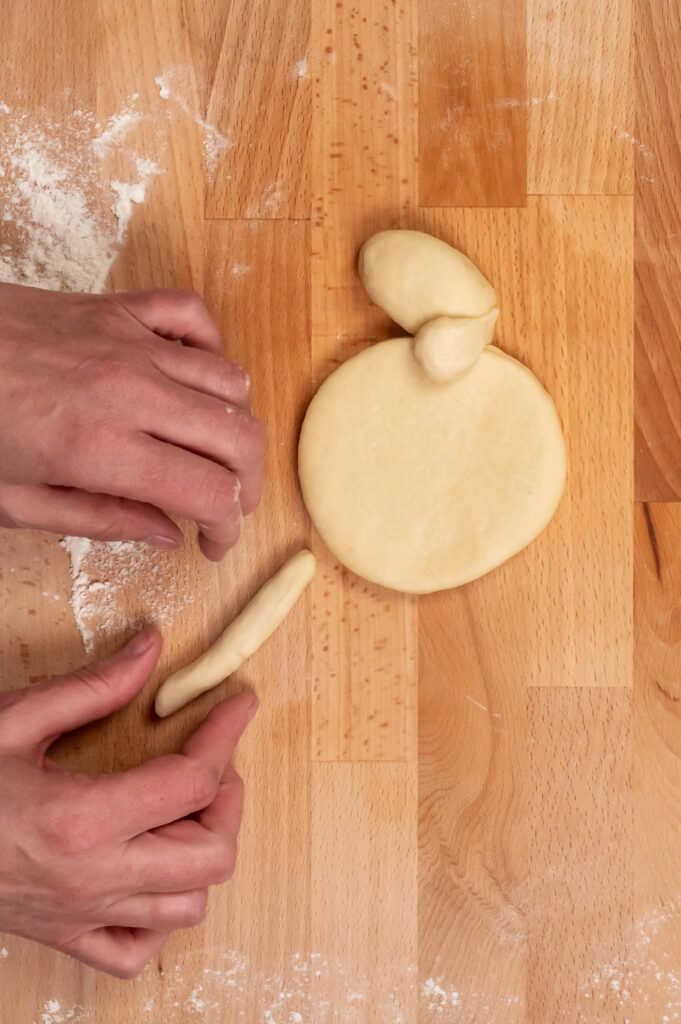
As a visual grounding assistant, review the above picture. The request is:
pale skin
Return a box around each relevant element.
[0,283,266,977]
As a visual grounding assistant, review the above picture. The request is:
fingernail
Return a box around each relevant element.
[246,696,259,722]
[145,534,179,550]
[126,630,155,656]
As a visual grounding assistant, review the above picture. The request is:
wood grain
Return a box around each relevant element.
[310,0,419,762]
[527,0,633,195]
[632,502,681,1021]
[419,582,527,1022]
[419,0,527,208]
[634,0,681,499]
[311,763,417,1020]
[526,688,632,1021]
[204,0,311,220]
[0,0,93,112]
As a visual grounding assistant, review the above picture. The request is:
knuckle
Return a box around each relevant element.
[232,414,267,464]
[172,289,207,318]
[177,892,208,928]
[194,471,240,527]
[221,361,250,399]
[186,758,219,809]
[205,839,237,885]
[70,665,115,707]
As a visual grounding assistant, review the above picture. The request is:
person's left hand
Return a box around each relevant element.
[0,283,266,560]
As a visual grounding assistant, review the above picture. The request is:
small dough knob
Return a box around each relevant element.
[413,309,500,384]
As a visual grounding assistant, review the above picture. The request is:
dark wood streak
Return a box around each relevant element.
[643,502,662,580]
[655,680,680,704]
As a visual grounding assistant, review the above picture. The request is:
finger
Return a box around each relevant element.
[60,926,169,980]
[196,506,242,563]
[148,344,251,409]
[121,696,255,891]
[0,483,182,550]
[94,751,224,841]
[124,817,238,892]
[2,630,162,753]
[102,889,208,930]
[198,765,245,842]
[197,531,239,563]
[72,435,245,553]
[141,382,266,515]
[115,289,222,352]
[182,692,258,780]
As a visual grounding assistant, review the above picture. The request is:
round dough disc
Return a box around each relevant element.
[298,339,566,594]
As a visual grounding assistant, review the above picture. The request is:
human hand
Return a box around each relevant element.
[0,283,266,560]
[0,628,257,978]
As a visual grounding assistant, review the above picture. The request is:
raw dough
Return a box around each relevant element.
[155,550,316,717]
[358,229,496,334]
[298,340,565,594]
[414,309,499,384]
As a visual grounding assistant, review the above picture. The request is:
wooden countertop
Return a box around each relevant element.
[0,0,679,1021]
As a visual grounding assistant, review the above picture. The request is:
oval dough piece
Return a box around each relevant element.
[358,230,496,334]
[413,309,499,383]
[155,550,316,717]
[298,340,565,594]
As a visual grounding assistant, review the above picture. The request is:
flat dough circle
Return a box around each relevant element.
[298,339,566,594]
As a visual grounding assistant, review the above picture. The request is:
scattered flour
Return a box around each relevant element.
[0,97,164,291]
[0,947,8,958]
[92,103,144,157]
[245,179,288,218]
[577,898,681,1021]
[34,1001,85,1024]
[231,263,252,277]
[294,59,309,79]
[60,536,198,654]
[155,66,231,175]
[614,126,655,161]
[422,977,461,1014]
[140,950,421,1024]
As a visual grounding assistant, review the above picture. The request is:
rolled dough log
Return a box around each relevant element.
[155,550,316,717]
[298,340,565,594]
[358,229,496,334]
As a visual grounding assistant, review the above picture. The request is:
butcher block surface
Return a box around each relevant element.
[1,0,680,1021]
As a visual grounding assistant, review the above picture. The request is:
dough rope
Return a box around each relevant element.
[155,550,316,717]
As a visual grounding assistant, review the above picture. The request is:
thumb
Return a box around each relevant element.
[12,629,162,754]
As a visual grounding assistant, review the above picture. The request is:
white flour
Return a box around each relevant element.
[141,951,419,1024]
[60,536,197,654]
[0,100,162,292]
[155,66,231,175]
[34,1000,85,1024]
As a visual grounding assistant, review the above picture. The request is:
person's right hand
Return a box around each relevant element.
[0,283,266,561]
[0,628,257,978]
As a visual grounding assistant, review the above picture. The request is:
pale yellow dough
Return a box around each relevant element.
[298,341,565,594]
[358,229,496,334]
[413,309,499,384]
[155,550,316,717]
